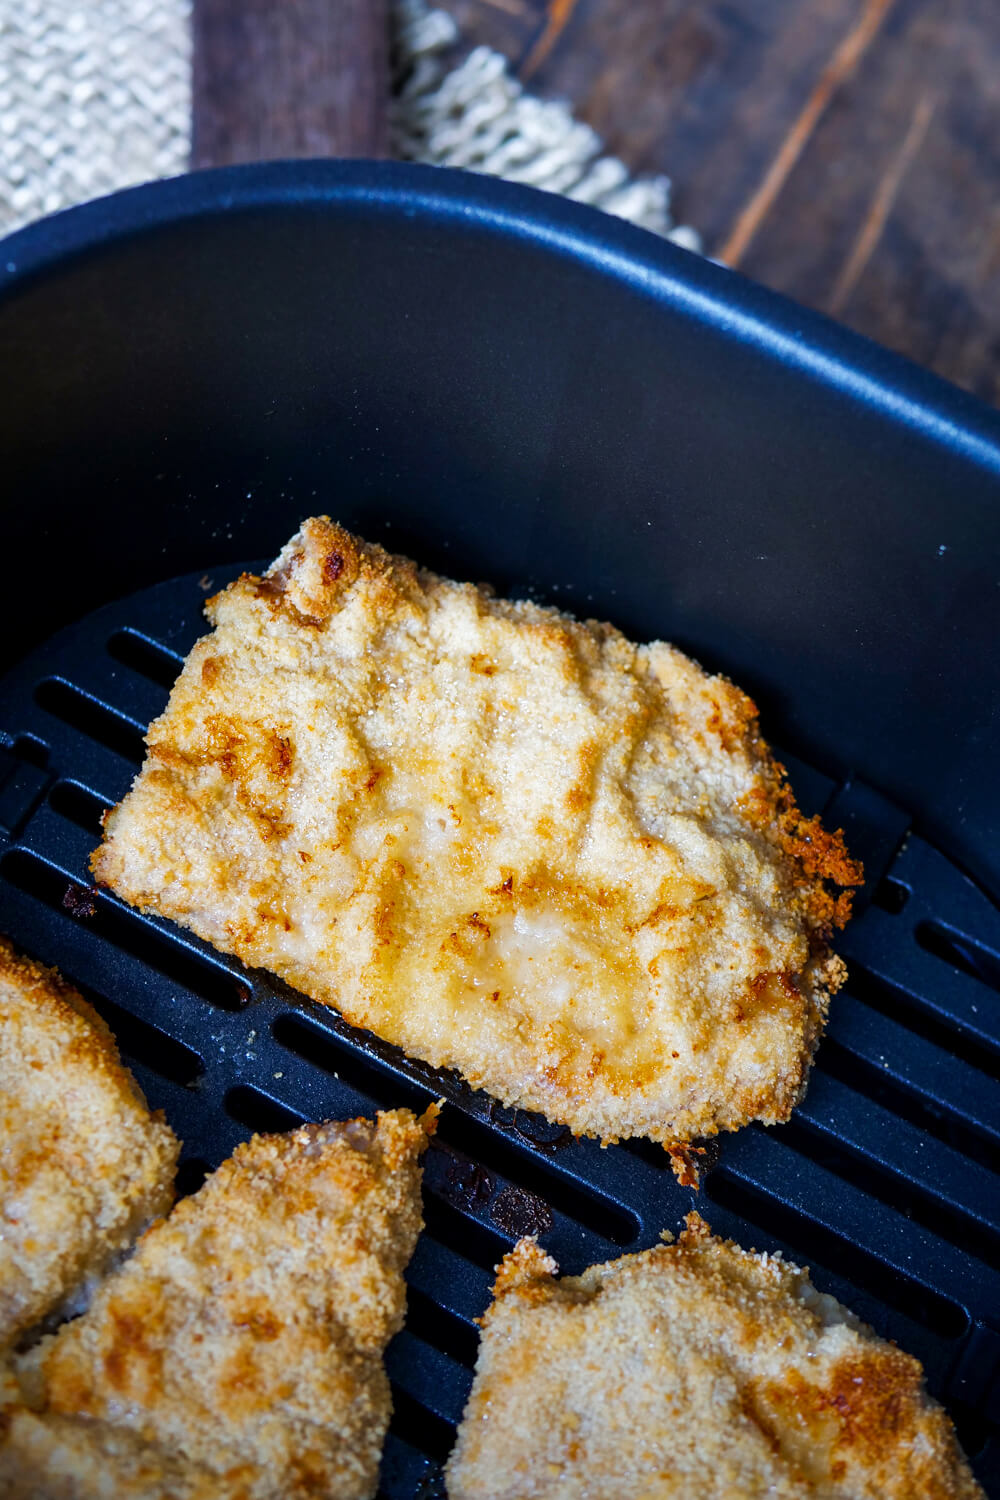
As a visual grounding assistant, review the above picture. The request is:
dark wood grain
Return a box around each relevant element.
[450,0,1000,405]
[192,0,389,168]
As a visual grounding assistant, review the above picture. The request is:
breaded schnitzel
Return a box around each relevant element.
[94,518,860,1173]
[4,1107,436,1500]
[446,1213,983,1500]
[0,937,178,1349]
[0,1411,234,1499]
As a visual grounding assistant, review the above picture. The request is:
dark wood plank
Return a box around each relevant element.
[451,0,1000,405]
[192,0,389,168]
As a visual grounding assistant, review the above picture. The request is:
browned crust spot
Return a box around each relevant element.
[666,1142,707,1188]
[739,762,863,937]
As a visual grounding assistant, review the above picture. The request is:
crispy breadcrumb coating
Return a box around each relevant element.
[0,937,178,1349]
[3,1107,436,1500]
[446,1213,984,1500]
[94,518,860,1172]
[0,1411,236,1499]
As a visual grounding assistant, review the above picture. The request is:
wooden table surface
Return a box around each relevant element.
[450,0,1000,408]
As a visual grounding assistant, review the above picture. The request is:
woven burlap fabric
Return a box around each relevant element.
[0,0,191,230]
[0,0,698,245]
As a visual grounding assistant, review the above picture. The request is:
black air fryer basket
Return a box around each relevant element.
[1,164,999,1496]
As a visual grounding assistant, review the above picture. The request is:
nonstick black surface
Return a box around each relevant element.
[1,163,999,1495]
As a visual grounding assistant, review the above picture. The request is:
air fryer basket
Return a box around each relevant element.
[1,164,999,1496]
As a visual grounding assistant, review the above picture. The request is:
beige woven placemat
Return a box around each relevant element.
[0,0,698,246]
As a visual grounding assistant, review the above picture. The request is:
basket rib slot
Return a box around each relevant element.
[223,1083,307,1135]
[420,1192,511,1276]
[106,627,184,689]
[405,1236,491,1331]
[387,1386,456,1466]
[68,973,205,1088]
[272,1011,437,1114]
[47,778,111,837]
[771,1105,1000,1269]
[917,919,1000,995]
[0,847,250,1011]
[34,677,147,764]
[816,1032,1000,1172]
[842,961,1000,1082]
[705,1167,968,1341]
[434,1111,638,1250]
[403,1286,480,1370]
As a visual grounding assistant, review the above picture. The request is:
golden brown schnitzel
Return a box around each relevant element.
[3,1107,436,1500]
[94,518,859,1175]
[0,937,178,1349]
[446,1213,983,1500]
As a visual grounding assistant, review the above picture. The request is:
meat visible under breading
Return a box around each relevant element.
[0,937,179,1349]
[93,517,860,1170]
[446,1214,984,1500]
[3,1107,436,1500]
